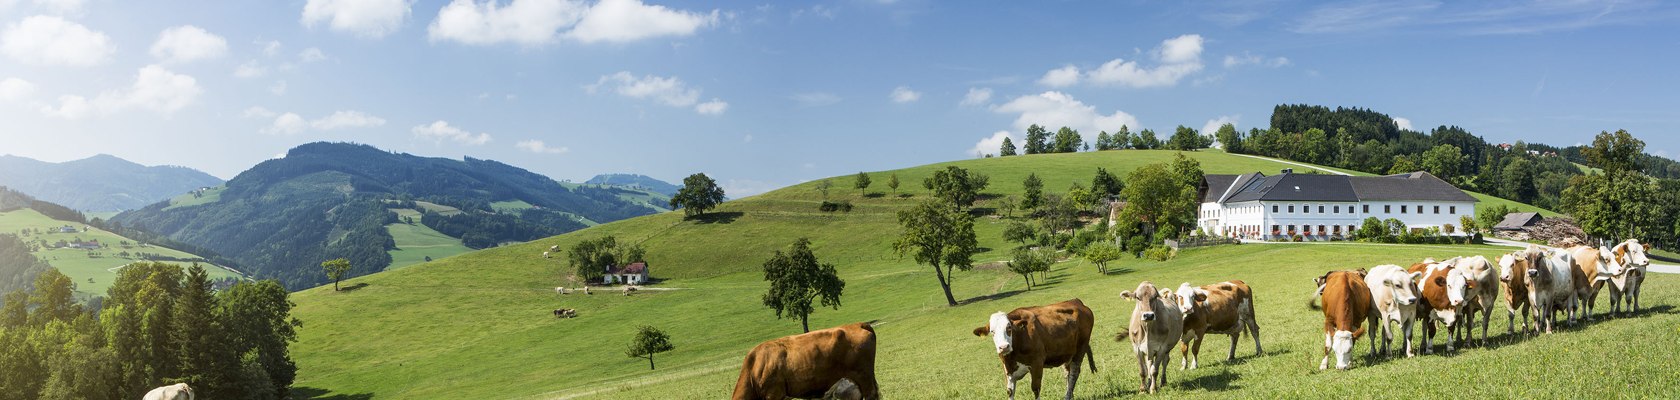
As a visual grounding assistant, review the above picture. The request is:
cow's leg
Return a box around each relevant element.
[1063,359,1080,400]
[1156,351,1170,393]
[1227,329,1240,361]
[1007,364,1028,400]
[1320,333,1332,370]
[1479,308,1491,347]
[1247,317,1263,356]
[1402,317,1415,358]
[1138,351,1151,392]
[1420,319,1434,355]
[1190,334,1203,369]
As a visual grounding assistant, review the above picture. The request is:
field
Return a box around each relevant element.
[287,150,1658,399]
[0,208,243,296]
[385,208,475,270]
[163,185,224,210]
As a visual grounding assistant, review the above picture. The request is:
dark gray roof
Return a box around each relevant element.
[1348,172,1478,202]
[1203,170,1476,204]
[1493,212,1543,230]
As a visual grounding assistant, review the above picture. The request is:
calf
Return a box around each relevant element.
[973,299,1097,400]
[1608,239,1651,315]
[1364,265,1421,358]
[1529,247,1579,333]
[1120,282,1181,393]
[1318,270,1374,370]
[733,322,879,400]
[1568,245,1625,320]
[1408,260,1471,353]
[1450,256,1498,347]
[1171,281,1262,369]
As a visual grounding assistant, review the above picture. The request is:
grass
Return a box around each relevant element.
[385,209,475,270]
[288,150,1607,399]
[414,201,462,216]
[0,208,243,296]
[491,200,535,213]
[163,185,224,210]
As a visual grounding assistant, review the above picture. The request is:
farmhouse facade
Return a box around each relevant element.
[603,262,649,285]
[1197,169,1477,240]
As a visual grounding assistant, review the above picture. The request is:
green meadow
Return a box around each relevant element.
[289,150,1674,399]
[0,208,243,296]
[384,208,476,270]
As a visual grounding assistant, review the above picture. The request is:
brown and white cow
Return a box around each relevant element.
[1120,282,1182,393]
[1568,245,1625,320]
[1364,264,1421,358]
[1608,239,1652,315]
[973,299,1097,400]
[733,322,879,400]
[1408,259,1472,353]
[1317,270,1374,370]
[1171,281,1262,370]
[1450,256,1498,347]
[1498,250,1536,336]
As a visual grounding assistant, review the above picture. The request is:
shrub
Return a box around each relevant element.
[1143,246,1174,261]
[818,201,854,212]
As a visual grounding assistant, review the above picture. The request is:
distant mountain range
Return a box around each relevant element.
[0,154,224,212]
[584,174,680,197]
[111,142,662,290]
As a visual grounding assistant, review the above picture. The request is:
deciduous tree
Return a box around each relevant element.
[922,166,988,210]
[761,238,846,333]
[1024,124,1049,154]
[1000,137,1017,156]
[626,326,674,370]
[670,173,726,217]
[894,199,978,306]
[1021,173,1044,211]
[1083,241,1121,274]
[320,258,352,291]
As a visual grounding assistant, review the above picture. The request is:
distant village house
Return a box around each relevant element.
[602,262,649,285]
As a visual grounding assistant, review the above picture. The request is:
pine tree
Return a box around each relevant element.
[1000,137,1017,156]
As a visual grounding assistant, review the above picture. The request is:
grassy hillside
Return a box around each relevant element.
[286,150,1612,399]
[0,208,242,296]
[385,208,475,270]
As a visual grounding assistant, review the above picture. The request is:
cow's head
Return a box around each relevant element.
[1173,282,1207,315]
[1120,281,1166,322]
[1597,246,1626,276]
[1444,267,1473,308]
[972,311,1020,356]
[1377,267,1422,306]
[1616,239,1650,269]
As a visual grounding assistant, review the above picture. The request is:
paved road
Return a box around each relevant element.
[1239,237,1679,274]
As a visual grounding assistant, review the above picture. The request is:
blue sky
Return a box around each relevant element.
[1,0,1677,196]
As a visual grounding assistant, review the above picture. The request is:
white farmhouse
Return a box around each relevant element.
[1197,169,1477,240]
[602,262,649,285]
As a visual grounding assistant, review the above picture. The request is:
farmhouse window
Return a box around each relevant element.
[1273,205,1279,213]
[1288,205,1294,213]
[1384,205,1391,213]
[1334,205,1340,213]
[1363,205,1369,213]
[1318,206,1325,213]
[1434,206,1440,214]
[1401,206,1407,214]
[1450,206,1456,214]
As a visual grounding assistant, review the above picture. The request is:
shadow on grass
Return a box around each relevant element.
[959,290,1025,306]
[1100,267,1136,276]
[896,193,914,199]
[337,282,370,292]
[1178,368,1241,392]
[864,192,886,198]
[292,387,374,400]
[686,211,744,224]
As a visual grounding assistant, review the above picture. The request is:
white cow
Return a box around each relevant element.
[550,245,561,252]
[1451,256,1498,347]
[143,383,193,400]
[1608,239,1652,315]
[542,251,551,259]
[1529,247,1579,333]
[555,286,568,295]
[1364,265,1422,358]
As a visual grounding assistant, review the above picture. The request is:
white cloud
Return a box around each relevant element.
[1394,117,1413,131]
[0,15,113,67]
[32,0,84,15]
[1038,65,1080,87]
[991,91,1139,144]
[302,0,413,38]
[428,0,587,46]
[427,0,716,46]
[0,78,35,102]
[970,130,1013,157]
[260,109,386,135]
[588,71,698,106]
[1049,34,1207,89]
[889,86,920,103]
[41,65,201,119]
[269,81,288,96]
[1222,51,1290,69]
[412,120,491,145]
[299,47,327,63]
[261,40,282,57]
[568,0,719,43]
[790,92,840,107]
[516,139,569,154]
[1202,115,1239,139]
[695,98,728,115]
[960,87,992,106]
[235,61,267,78]
[150,25,228,64]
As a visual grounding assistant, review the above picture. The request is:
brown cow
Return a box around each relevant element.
[1498,250,1536,336]
[1408,260,1472,353]
[1568,245,1625,320]
[973,299,1097,400]
[1450,256,1498,347]
[733,322,879,400]
[1171,281,1262,370]
[1317,270,1374,370]
[1609,239,1652,315]
[1120,282,1182,394]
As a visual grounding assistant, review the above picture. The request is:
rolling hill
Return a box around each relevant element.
[111,142,661,290]
[0,154,223,212]
[585,174,681,197]
[279,150,1667,400]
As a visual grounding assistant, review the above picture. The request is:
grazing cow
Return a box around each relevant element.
[1408,259,1471,353]
[1171,280,1262,369]
[1608,239,1652,315]
[556,286,568,295]
[542,251,552,258]
[823,378,861,400]
[143,383,193,400]
[1317,270,1373,370]
[583,286,591,295]
[1364,265,1422,358]
[973,299,1097,400]
[550,245,561,252]
[1567,245,1625,320]
[1528,247,1579,333]
[733,322,879,400]
[1450,256,1498,347]
[553,308,577,318]
[1120,283,1182,393]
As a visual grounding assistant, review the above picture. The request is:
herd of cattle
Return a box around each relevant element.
[724,239,1653,399]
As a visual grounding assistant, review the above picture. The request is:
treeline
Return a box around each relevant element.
[0,186,86,224]
[0,234,51,299]
[421,208,585,249]
[0,263,298,399]
[998,124,1213,156]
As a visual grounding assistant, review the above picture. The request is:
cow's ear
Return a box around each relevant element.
[1408,272,1423,282]
[1194,289,1209,302]
[1119,290,1135,301]
[1464,280,1475,289]
[972,325,989,337]
[1433,276,1446,286]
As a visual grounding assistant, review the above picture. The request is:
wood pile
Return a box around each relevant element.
[1493,216,1587,246]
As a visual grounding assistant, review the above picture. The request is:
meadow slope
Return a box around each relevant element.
[0,208,242,296]
[289,150,1669,399]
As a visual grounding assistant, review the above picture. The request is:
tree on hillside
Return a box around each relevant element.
[1421,144,1466,180]
[1024,124,1049,154]
[997,195,1019,218]
[894,198,979,307]
[1052,126,1083,153]
[922,166,988,210]
[1113,125,1134,150]
[1095,131,1114,151]
[853,172,872,195]
[1091,168,1123,199]
[321,258,352,291]
[887,173,900,195]
[1584,129,1645,173]
[816,179,833,200]
[626,326,675,370]
[1083,241,1121,274]
[1003,220,1038,248]
[1500,158,1539,204]
[670,173,726,217]
[1021,173,1044,211]
[1133,129,1161,150]
[567,236,645,283]
[1008,247,1054,290]
[1388,155,1420,174]
[1115,154,1203,246]
[761,238,845,333]
[1166,125,1206,151]
[1214,123,1242,153]
[1000,137,1017,156]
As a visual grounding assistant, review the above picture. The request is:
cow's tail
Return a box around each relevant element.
[1085,343,1098,373]
[731,352,757,400]
[1307,284,1325,310]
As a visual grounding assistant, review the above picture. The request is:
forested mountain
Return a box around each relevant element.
[584,173,681,196]
[110,142,659,290]
[0,154,223,212]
